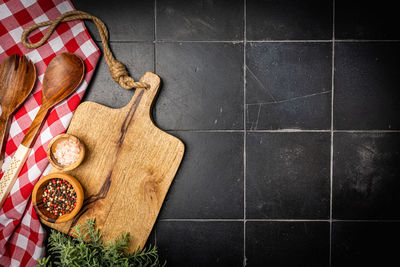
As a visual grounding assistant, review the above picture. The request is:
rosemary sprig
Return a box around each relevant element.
[36,218,164,267]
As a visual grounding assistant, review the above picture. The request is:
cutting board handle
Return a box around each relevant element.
[122,72,161,123]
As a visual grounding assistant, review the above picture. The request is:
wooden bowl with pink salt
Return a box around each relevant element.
[47,134,85,171]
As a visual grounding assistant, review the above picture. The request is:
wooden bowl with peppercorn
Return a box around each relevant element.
[32,173,84,223]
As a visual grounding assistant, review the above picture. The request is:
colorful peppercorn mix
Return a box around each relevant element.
[42,178,77,216]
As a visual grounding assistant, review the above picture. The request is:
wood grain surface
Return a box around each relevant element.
[21,52,84,148]
[42,72,185,252]
[0,54,36,166]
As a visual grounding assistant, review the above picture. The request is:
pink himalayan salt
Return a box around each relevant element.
[54,139,80,166]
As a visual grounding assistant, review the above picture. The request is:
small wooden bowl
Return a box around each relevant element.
[47,133,85,171]
[32,173,84,223]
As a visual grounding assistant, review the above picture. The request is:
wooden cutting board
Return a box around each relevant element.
[42,72,184,251]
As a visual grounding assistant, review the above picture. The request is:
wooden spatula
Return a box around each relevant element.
[0,52,84,208]
[0,55,36,167]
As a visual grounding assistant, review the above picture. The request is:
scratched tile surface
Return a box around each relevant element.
[333,133,400,219]
[154,42,244,130]
[54,0,400,266]
[246,42,332,130]
[157,0,244,41]
[247,0,333,40]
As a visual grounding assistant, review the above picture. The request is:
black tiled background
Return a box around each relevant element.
[70,0,400,266]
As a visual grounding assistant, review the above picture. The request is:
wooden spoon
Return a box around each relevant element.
[0,52,84,208]
[0,55,36,167]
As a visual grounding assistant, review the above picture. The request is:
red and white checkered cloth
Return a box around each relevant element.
[0,0,100,266]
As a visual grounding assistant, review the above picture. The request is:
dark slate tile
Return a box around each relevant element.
[246,221,330,267]
[332,222,400,266]
[73,0,154,41]
[246,42,331,130]
[159,132,243,219]
[155,43,243,130]
[333,133,400,219]
[156,0,243,41]
[246,133,330,219]
[335,0,400,40]
[145,227,156,248]
[334,42,400,130]
[246,0,333,40]
[156,221,243,267]
[83,42,154,108]
[246,93,332,131]
[246,42,332,101]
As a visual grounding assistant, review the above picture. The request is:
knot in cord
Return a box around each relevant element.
[21,10,149,90]
[109,61,148,89]
[110,61,128,82]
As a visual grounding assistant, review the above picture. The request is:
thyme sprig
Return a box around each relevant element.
[37,218,163,267]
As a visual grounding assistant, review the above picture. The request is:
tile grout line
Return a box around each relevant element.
[249,40,332,43]
[332,130,400,133]
[154,0,157,247]
[159,219,324,222]
[331,219,400,223]
[249,129,330,133]
[102,39,400,44]
[154,0,157,43]
[154,0,157,75]
[334,39,400,42]
[161,219,245,222]
[165,129,400,133]
[248,39,400,43]
[167,129,246,133]
[159,218,400,222]
[243,0,247,266]
[154,40,244,43]
[329,1,335,266]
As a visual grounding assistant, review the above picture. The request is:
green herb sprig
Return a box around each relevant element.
[37,218,164,267]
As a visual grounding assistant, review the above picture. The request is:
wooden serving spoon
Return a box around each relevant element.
[0,52,84,208]
[0,55,36,167]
